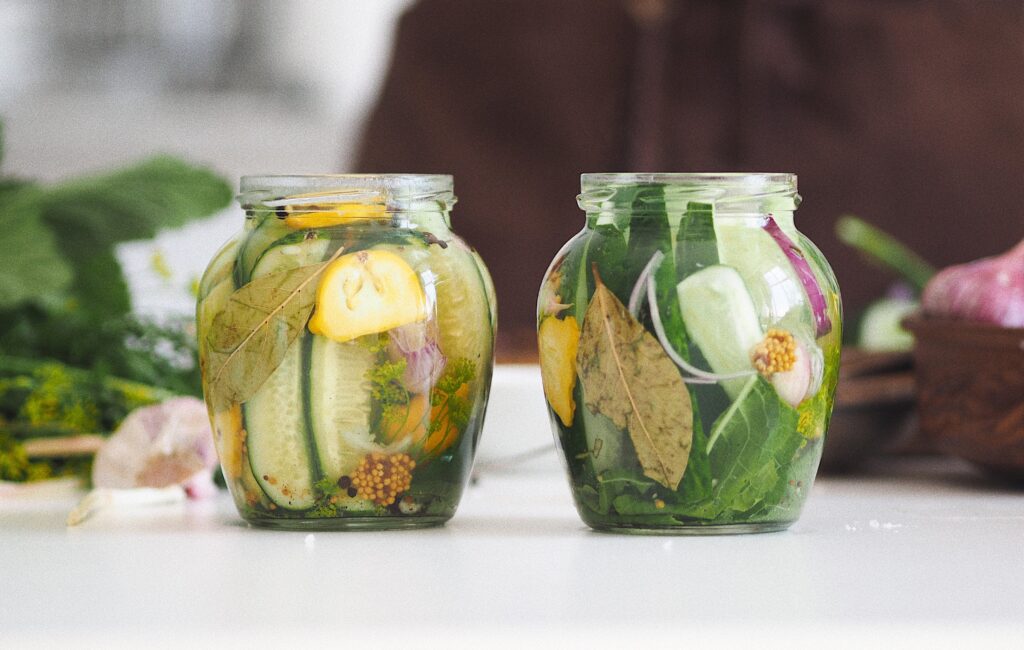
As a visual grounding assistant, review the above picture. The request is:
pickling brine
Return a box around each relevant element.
[538,173,841,534]
[197,175,495,529]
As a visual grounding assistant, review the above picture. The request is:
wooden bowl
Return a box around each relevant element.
[904,316,1024,477]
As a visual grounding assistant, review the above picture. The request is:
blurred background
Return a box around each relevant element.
[1,0,1022,353]
[0,0,411,316]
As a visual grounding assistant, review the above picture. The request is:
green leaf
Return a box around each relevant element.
[705,377,802,514]
[835,215,935,292]
[0,188,74,308]
[676,201,718,278]
[58,226,131,317]
[576,272,693,490]
[624,184,672,285]
[36,156,231,317]
[204,248,344,407]
[39,155,232,246]
[557,231,592,324]
[585,224,630,305]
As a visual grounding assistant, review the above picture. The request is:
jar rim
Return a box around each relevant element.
[581,172,796,191]
[578,172,798,215]
[240,173,452,194]
[238,174,455,212]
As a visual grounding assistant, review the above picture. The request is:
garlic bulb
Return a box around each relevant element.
[91,397,217,497]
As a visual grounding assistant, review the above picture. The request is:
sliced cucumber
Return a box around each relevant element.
[235,215,292,285]
[197,277,234,338]
[677,265,764,399]
[241,237,330,510]
[470,248,497,333]
[715,220,809,333]
[198,238,240,298]
[252,238,331,274]
[197,276,235,374]
[245,342,315,509]
[306,336,378,483]
[418,241,494,366]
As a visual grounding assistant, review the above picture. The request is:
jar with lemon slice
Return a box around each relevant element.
[538,174,841,534]
[197,175,494,529]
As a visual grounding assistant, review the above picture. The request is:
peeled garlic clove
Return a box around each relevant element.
[771,341,813,408]
[92,397,217,495]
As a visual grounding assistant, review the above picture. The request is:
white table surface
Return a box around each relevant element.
[2,451,1023,647]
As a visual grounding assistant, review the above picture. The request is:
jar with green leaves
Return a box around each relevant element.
[197,175,495,529]
[538,173,841,534]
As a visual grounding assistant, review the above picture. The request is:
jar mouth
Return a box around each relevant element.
[579,172,798,216]
[238,174,456,214]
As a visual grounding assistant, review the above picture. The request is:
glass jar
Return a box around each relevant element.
[537,173,841,534]
[197,174,495,530]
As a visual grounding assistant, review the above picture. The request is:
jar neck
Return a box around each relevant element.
[578,173,799,223]
[238,174,456,231]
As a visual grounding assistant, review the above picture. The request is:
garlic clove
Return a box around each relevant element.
[771,341,813,408]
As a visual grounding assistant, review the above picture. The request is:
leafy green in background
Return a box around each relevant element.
[0,117,232,481]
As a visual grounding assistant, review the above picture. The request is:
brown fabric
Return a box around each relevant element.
[355,0,1024,357]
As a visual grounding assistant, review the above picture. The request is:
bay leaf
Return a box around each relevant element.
[576,272,693,490]
[205,247,344,406]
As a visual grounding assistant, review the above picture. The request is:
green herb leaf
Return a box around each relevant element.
[205,249,343,407]
[0,188,74,308]
[706,376,802,514]
[676,201,718,278]
[577,271,693,490]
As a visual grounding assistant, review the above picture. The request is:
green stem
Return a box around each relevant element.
[835,215,936,292]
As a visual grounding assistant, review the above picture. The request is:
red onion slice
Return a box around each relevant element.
[763,216,832,337]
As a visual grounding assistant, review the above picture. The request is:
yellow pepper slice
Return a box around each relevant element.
[538,315,580,427]
[309,250,427,342]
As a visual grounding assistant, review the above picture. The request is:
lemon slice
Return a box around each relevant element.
[309,250,427,342]
[284,202,387,229]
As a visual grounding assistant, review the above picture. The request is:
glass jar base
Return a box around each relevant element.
[586,520,794,536]
[241,514,451,531]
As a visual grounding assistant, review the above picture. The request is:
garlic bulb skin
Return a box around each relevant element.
[92,397,217,495]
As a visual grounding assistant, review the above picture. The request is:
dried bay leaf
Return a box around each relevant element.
[576,271,693,490]
[205,247,344,406]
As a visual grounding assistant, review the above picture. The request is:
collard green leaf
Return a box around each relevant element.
[705,376,802,514]
[585,224,630,305]
[675,201,718,278]
[205,248,343,407]
[39,155,232,246]
[576,273,693,490]
[58,226,131,317]
[0,188,73,308]
[557,231,592,324]
[624,184,672,285]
